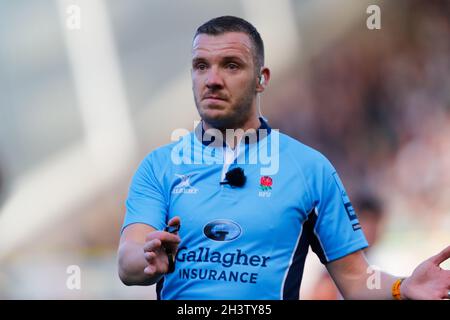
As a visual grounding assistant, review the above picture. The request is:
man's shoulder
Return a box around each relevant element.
[140,134,192,166]
[278,131,330,166]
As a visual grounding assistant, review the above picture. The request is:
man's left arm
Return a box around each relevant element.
[326,245,450,300]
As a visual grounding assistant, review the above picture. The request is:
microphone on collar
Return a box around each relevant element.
[220,167,246,187]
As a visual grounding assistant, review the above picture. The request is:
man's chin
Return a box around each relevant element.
[202,108,226,117]
[200,110,235,129]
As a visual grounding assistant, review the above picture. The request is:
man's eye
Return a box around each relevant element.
[226,63,239,70]
[195,63,207,70]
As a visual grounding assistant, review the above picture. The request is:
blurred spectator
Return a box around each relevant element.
[267,0,450,226]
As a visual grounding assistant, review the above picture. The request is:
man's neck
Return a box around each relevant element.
[202,115,261,149]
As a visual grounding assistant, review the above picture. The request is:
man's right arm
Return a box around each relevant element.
[118,220,181,286]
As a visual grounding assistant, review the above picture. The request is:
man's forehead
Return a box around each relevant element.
[192,32,253,57]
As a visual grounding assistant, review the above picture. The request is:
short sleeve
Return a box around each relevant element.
[308,160,368,264]
[121,155,168,233]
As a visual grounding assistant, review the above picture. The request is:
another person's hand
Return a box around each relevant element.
[143,216,181,277]
[401,245,450,300]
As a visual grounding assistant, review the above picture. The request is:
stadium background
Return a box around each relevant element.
[0,0,448,299]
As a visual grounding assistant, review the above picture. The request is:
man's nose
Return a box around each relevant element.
[205,67,224,89]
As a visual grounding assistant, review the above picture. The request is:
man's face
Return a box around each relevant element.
[191,32,258,129]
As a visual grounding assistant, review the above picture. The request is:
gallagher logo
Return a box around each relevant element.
[203,219,242,242]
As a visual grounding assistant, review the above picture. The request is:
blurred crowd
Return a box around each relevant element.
[267,0,450,226]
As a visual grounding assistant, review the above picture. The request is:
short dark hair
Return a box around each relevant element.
[194,16,265,71]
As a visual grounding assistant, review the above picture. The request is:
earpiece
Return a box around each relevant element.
[257,74,267,120]
[259,74,265,85]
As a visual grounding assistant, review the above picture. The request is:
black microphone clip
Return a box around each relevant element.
[220,167,246,187]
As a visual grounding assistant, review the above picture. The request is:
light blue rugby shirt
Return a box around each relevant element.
[123,118,368,300]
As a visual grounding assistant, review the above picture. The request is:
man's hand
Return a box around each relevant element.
[401,245,450,300]
[143,216,181,277]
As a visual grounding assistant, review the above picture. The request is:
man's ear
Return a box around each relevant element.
[256,67,270,93]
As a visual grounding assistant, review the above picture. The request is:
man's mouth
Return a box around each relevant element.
[203,94,227,101]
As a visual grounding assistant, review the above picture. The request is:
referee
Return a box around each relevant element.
[118,16,450,300]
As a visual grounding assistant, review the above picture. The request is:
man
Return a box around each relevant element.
[118,16,450,300]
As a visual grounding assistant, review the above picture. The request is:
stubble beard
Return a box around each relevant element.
[194,80,257,131]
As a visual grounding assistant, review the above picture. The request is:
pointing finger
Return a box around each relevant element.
[166,216,181,234]
[168,216,181,228]
[431,245,450,266]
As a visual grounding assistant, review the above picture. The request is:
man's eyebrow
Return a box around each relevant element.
[222,55,246,62]
[192,57,206,62]
[192,55,247,64]
[191,57,208,65]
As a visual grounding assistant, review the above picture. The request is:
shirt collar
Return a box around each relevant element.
[194,117,272,148]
